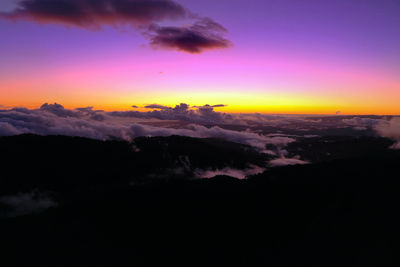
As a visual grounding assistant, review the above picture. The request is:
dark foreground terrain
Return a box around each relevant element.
[1,134,399,266]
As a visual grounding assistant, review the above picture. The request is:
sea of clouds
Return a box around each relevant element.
[1,103,399,171]
[0,103,299,150]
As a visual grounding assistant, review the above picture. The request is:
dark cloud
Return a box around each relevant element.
[109,110,147,118]
[75,106,94,112]
[172,103,189,113]
[210,104,227,108]
[0,102,332,130]
[131,105,138,108]
[144,104,171,110]
[147,18,232,53]
[196,105,225,123]
[342,117,386,130]
[1,0,187,28]
[144,103,190,113]
[40,102,80,117]
[108,103,328,127]
[89,113,106,121]
[193,104,227,108]
[1,0,231,53]
[75,106,105,120]
[139,103,230,123]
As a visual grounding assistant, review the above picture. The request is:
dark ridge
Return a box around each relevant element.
[1,134,399,266]
[0,134,267,197]
[286,135,395,162]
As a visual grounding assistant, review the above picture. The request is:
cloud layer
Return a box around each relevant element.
[0,103,294,151]
[375,118,400,149]
[0,0,231,53]
[4,103,397,166]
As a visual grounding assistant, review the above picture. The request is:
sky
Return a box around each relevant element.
[0,0,400,114]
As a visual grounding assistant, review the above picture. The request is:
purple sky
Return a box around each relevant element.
[1,0,400,114]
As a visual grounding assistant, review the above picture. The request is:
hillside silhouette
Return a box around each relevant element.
[0,134,399,266]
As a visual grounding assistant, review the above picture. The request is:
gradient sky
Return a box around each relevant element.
[1,0,400,114]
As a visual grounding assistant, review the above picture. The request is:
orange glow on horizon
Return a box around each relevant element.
[2,91,399,115]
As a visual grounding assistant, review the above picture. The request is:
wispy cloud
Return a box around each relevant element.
[194,165,265,179]
[0,191,57,217]
[268,157,309,167]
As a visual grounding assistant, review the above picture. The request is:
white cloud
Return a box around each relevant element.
[0,191,57,217]
[194,165,265,179]
[375,117,400,149]
[268,157,309,167]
